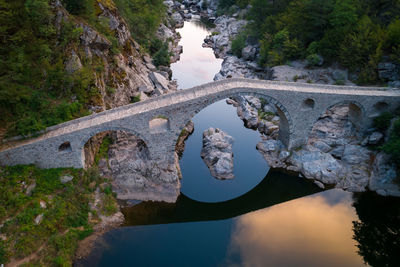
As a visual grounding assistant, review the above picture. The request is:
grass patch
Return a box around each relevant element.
[130,95,141,103]
[94,135,112,165]
[0,165,117,265]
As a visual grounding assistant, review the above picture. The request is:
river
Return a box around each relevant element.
[81,19,400,267]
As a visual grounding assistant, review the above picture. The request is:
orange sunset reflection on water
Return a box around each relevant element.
[227,190,367,267]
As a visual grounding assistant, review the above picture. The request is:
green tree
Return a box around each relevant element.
[339,16,385,83]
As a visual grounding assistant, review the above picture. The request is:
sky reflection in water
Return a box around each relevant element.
[81,188,367,267]
[226,189,365,267]
[171,20,223,89]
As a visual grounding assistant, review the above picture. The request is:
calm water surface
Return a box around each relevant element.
[171,20,223,89]
[81,19,400,267]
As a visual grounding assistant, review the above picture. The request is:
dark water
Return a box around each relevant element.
[180,99,268,202]
[80,19,400,267]
[81,171,400,266]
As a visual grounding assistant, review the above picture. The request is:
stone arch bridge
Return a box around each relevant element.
[0,79,399,169]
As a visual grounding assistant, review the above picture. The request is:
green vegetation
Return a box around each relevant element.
[258,110,275,121]
[113,0,166,48]
[0,0,94,137]
[0,0,169,137]
[130,95,141,103]
[231,32,247,58]
[94,135,112,164]
[217,0,251,14]
[373,111,394,131]
[225,0,400,85]
[0,165,117,265]
[0,0,126,137]
[112,0,170,65]
[152,41,171,67]
[383,118,400,169]
[373,111,400,171]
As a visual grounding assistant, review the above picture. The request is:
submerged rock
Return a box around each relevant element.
[201,128,234,180]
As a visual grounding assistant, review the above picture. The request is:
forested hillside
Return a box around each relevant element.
[223,0,400,85]
[0,0,165,138]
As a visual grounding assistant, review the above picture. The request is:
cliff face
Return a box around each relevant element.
[54,0,176,112]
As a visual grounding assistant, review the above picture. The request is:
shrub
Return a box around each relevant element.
[130,95,141,103]
[113,0,166,46]
[153,42,170,66]
[201,0,208,9]
[231,32,246,58]
[383,119,400,167]
[306,54,323,66]
[386,19,400,50]
[283,38,303,60]
[373,112,394,131]
[307,41,319,55]
[267,50,283,66]
[149,38,163,55]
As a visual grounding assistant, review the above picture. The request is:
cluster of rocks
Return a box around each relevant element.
[254,104,399,197]
[201,128,235,180]
[226,96,280,138]
[203,15,247,58]
[270,61,355,85]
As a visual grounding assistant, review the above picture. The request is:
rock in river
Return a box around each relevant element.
[201,128,234,180]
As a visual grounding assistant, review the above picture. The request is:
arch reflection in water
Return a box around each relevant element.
[79,171,378,267]
[179,99,269,203]
[122,169,321,226]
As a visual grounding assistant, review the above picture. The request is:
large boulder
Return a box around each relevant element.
[378,62,399,81]
[149,72,169,94]
[369,152,400,196]
[65,50,82,73]
[289,150,343,184]
[241,45,257,61]
[201,128,235,180]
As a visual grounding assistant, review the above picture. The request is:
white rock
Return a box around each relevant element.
[60,175,73,184]
[40,200,47,209]
[201,128,234,180]
[368,132,384,145]
[34,214,43,225]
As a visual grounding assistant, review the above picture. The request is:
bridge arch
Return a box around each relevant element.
[172,89,294,148]
[78,126,151,168]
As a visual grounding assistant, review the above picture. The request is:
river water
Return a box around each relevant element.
[82,20,400,267]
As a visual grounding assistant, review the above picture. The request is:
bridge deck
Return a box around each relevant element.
[1,78,399,152]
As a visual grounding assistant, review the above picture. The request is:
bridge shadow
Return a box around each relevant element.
[122,169,322,226]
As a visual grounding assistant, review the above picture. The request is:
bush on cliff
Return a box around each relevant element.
[231,32,246,58]
[113,0,166,48]
[383,119,400,168]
